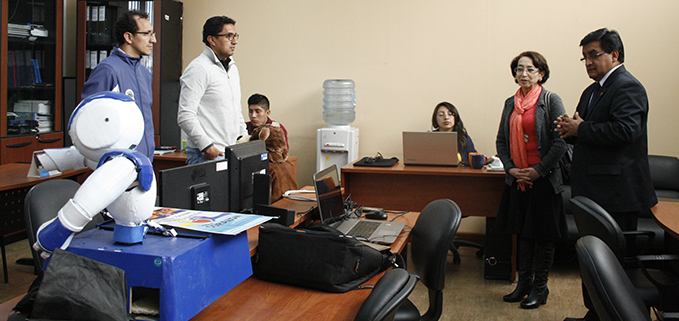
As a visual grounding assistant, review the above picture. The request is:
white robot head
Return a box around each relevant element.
[69,92,144,163]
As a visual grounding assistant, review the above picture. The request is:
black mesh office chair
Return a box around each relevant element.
[576,235,652,321]
[394,199,461,321]
[354,268,419,321]
[570,196,679,316]
[24,179,104,274]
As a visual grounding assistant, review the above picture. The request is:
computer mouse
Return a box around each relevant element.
[365,210,388,220]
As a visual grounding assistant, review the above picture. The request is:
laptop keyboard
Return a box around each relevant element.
[347,220,381,239]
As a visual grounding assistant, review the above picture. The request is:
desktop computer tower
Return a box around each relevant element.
[484,217,512,280]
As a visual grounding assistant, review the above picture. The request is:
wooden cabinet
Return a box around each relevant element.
[75,0,183,148]
[1,0,63,164]
[0,132,63,164]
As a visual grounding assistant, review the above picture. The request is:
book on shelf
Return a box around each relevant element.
[13,100,52,114]
[7,51,16,88]
[150,207,273,236]
[32,59,42,83]
[23,50,35,85]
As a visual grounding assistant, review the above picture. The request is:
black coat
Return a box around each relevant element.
[567,65,657,213]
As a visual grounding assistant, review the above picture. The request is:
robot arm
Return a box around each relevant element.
[34,155,138,256]
[35,146,88,172]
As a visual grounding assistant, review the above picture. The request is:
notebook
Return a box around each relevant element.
[313,165,405,244]
[402,131,458,166]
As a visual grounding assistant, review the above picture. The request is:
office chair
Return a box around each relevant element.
[576,235,652,321]
[393,199,461,321]
[450,233,484,264]
[354,268,419,321]
[570,196,679,316]
[24,179,104,274]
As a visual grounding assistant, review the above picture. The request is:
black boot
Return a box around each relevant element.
[521,241,555,309]
[503,239,534,302]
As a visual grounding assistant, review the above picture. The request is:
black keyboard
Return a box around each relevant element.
[347,220,381,239]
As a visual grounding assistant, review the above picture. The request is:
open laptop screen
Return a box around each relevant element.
[313,164,345,222]
[402,131,459,166]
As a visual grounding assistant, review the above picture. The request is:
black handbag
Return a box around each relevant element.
[253,222,400,293]
[12,248,130,321]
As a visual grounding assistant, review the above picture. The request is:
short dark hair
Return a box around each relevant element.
[114,10,149,46]
[431,102,469,153]
[203,16,236,46]
[510,51,550,85]
[248,94,270,110]
[580,28,625,63]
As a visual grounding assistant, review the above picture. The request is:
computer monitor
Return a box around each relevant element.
[158,160,230,211]
[226,140,269,213]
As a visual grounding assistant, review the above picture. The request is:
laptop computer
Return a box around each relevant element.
[402,131,458,166]
[313,165,405,244]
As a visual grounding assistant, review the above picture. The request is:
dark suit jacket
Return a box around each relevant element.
[567,65,657,213]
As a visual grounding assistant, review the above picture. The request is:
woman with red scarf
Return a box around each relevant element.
[495,51,568,309]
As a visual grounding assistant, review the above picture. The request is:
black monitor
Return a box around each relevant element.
[158,160,230,211]
[226,140,269,213]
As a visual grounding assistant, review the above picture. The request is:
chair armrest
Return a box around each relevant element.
[636,254,679,284]
[637,254,679,262]
[622,230,655,256]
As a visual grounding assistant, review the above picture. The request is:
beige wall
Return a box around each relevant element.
[65,1,679,233]
[180,0,679,185]
[180,0,679,233]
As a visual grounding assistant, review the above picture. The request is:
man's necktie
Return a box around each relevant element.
[585,82,601,117]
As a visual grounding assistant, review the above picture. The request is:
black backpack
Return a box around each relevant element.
[253,223,401,293]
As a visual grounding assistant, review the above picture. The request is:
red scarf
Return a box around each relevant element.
[510,85,542,191]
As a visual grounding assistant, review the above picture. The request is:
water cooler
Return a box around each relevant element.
[317,80,359,172]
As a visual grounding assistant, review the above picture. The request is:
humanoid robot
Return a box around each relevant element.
[33,92,156,258]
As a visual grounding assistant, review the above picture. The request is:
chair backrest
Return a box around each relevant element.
[570,196,626,262]
[648,155,679,198]
[354,268,419,321]
[576,236,651,321]
[409,199,461,319]
[24,179,102,271]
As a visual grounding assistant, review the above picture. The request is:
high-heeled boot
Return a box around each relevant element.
[503,239,534,302]
[521,241,555,309]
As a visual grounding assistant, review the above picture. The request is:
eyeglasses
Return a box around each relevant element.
[214,33,239,41]
[133,31,156,38]
[514,67,539,75]
[580,51,607,62]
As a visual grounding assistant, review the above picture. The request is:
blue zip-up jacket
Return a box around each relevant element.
[81,47,155,161]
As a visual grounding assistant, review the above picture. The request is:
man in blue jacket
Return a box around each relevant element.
[81,10,156,161]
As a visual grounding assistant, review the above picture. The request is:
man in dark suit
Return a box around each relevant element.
[556,28,657,321]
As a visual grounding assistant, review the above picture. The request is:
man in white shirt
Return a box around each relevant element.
[178,16,247,164]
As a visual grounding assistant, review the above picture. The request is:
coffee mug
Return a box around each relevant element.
[469,153,485,169]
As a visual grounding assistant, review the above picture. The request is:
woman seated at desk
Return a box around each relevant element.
[431,101,477,165]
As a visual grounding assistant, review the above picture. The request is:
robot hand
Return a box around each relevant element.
[33,198,94,258]
[33,217,75,259]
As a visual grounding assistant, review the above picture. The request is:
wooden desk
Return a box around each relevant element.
[652,200,679,240]
[341,161,515,281]
[341,161,505,216]
[191,211,419,321]
[0,163,90,283]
